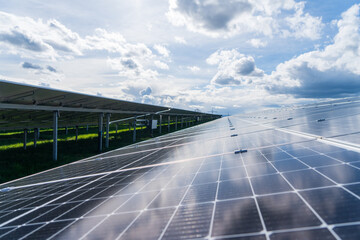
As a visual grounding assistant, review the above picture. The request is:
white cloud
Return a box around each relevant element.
[283,2,323,40]
[173,3,360,114]
[0,11,175,89]
[166,0,323,39]
[189,105,204,110]
[153,44,170,57]
[202,4,360,99]
[187,66,200,72]
[267,3,360,98]
[174,36,187,44]
[207,49,264,86]
[140,86,152,96]
[0,11,84,59]
[154,60,169,70]
[0,11,158,61]
[107,57,159,80]
[248,38,267,48]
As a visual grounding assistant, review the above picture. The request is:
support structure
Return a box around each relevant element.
[151,115,154,136]
[98,113,103,152]
[168,115,170,132]
[181,117,183,128]
[23,129,27,150]
[86,125,89,132]
[133,117,137,143]
[53,111,59,161]
[34,128,38,148]
[159,115,162,134]
[105,113,111,148]
[75,126,79,142]
[65,127,68,135]
[115,124,118,134]
[175,116,178,130]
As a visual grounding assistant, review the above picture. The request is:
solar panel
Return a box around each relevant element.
[0,98,360,239]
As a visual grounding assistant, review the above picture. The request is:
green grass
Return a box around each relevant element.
[0,120,208,184]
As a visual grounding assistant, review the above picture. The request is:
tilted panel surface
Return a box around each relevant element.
[0,100,360,239]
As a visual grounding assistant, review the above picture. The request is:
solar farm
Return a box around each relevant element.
[0,93,360,239]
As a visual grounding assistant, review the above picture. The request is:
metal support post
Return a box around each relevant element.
[86,125,89,132]
[23,129,27,150]
[98,113,103,152]
[105,113,110,148]
[133,117,137,143]
[181,117,183,128]
[34,128,38,148]
[53,111,59,161]
[175,116,178,130]
[65,127,68,135]
[75,126,79,142]
[151,115,154,136]
[168,115,170,132]
[159,115,162,134]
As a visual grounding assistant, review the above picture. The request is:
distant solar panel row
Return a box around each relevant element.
[0,98,360,239]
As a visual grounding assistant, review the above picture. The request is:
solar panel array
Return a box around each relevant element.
[0,98,360,239]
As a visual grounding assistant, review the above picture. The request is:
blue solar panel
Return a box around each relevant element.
[0,99,359,239]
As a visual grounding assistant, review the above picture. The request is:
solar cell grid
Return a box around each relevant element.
[1,102,360,239]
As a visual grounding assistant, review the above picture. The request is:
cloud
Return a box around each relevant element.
[283,2,323,40]
[107,57,159,80]
[207,49,264,86]
[0,11,162,64]
[153,44,170,57]
[175,4,360,114]
[0,11,173,83]
[268,66,360,98]
[39,82,50,87]
[140,86,152,96]
[0,28,50,52]
[46,65,57,72]
[0,12,84,59]
[154,60,169,70]
[187,66,200,72]
[167,0,252,37]
[203,4,360,99]
[189,104,204,110]
[174,36,187,44]
[22,62,42,70]
[120,58,138,69]
[167,0,323,39]
[85,28,154,58]
[267,4,360,98]
[248,38,267,48]
[22,61,58,74]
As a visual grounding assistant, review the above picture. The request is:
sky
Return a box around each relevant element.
[0,0,359,115]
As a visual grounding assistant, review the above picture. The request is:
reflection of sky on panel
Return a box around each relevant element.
[1,102,360,239]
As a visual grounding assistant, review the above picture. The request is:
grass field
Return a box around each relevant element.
[0,120,203,184]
